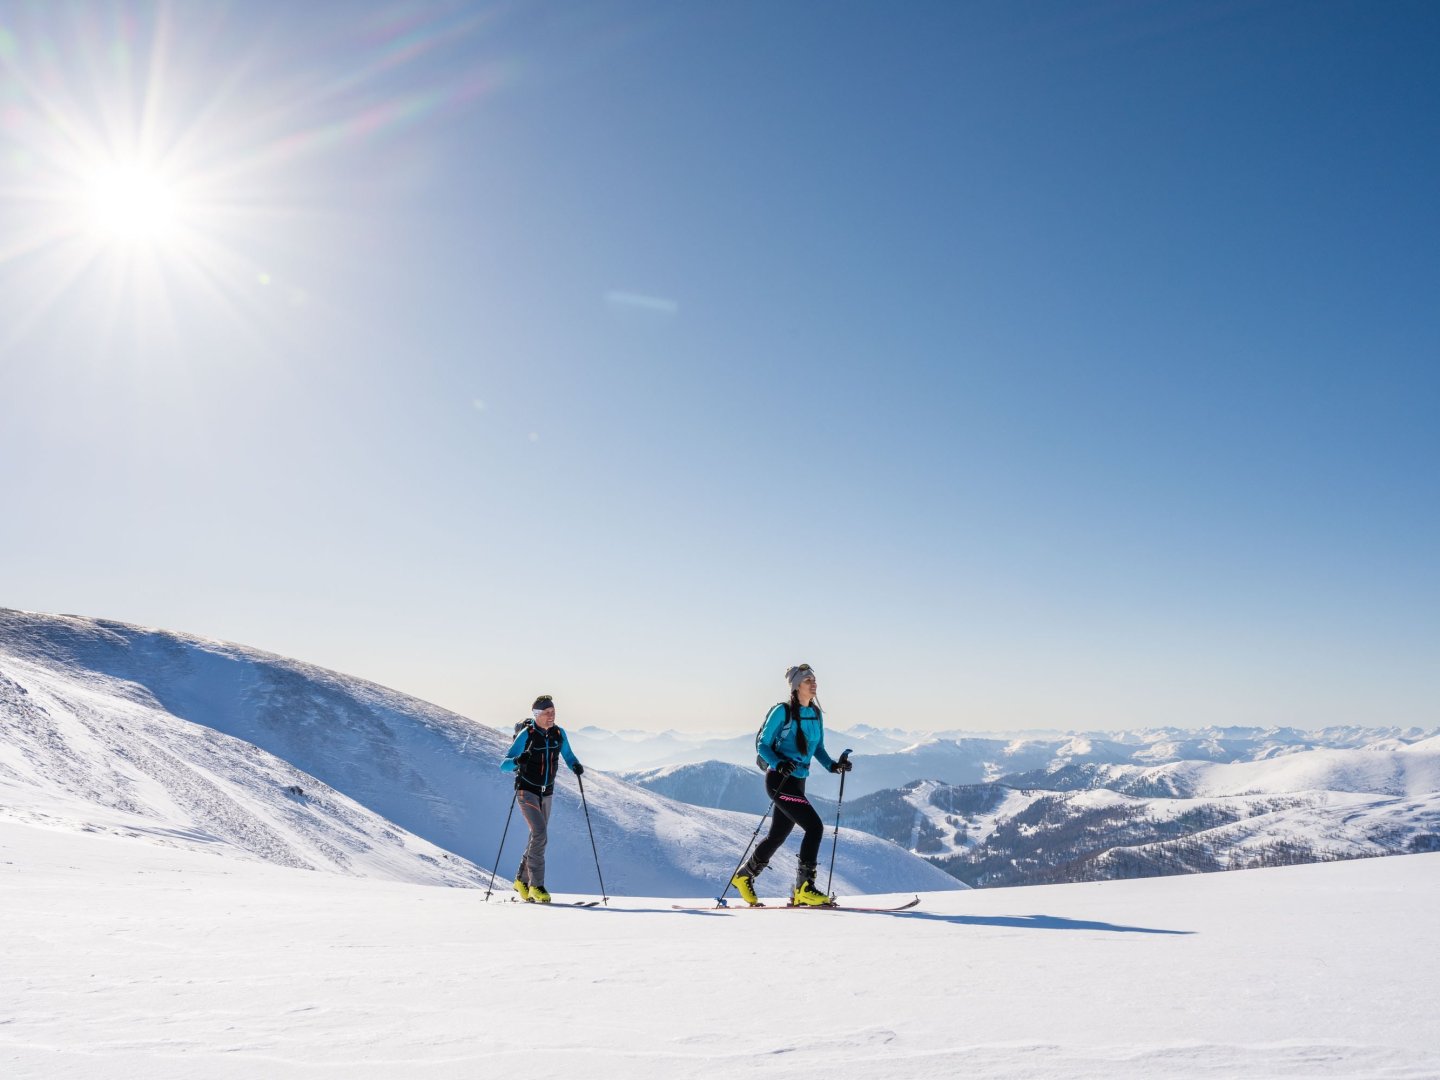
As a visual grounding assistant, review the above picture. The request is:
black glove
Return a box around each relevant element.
[571,762,584,776]
[829,758,853,774]
[773,760,796,777]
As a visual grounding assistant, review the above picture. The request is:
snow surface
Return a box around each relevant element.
[3,819,1438,1079]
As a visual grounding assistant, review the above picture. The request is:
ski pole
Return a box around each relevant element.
[718,782,784,904]
[576,771,609,906]
[823,749,853,898]
[483,788,519,902]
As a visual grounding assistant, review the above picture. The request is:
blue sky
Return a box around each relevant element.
[2,1,1437,734]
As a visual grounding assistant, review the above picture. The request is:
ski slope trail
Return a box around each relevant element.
[3,820,1437,1080]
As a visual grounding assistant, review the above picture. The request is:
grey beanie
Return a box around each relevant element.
[785,664,815,691]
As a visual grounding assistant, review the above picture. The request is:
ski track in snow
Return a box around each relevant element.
[2,822,1438,1080]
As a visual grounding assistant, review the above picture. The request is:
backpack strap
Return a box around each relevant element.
[775,701,812,759]
[772,701,793,758]
[514,718,536,759]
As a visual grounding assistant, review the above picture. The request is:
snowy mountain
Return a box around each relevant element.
[1007,741,1440,800]
[4,812,1438,1079]
[619,759,837,817]
[0,609,958,897]
[574,720,915,773]
[583,723,1440,798]
[619,760,777,815]
[0,653,485,888]
[830,728,1440,797]
[611,733,1440,889]
[829,747,1440,887]
[572,726,759,772]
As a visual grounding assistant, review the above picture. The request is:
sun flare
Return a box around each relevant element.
[0,3,506,352]
[84,164,181,246]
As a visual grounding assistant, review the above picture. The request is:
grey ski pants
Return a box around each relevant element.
[516,790,553,887]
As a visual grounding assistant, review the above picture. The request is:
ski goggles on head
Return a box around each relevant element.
[532,695,555,711]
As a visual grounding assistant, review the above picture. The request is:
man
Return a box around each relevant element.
[500,694,583,903]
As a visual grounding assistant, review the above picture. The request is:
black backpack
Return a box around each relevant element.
[754,702,811,772]
[513,718,540,765]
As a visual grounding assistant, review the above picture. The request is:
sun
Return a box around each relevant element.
[84,163,182,246]
[0,2,507,353]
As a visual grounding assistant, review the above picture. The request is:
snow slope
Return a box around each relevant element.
[0,652,484,887]
[3,818,1437,1079]
[0,610,956,897]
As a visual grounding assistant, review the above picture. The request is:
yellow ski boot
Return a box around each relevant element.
[530,885,552,904]
[792,880,833,906]
[514,878,533,902]
[731,870,761,906]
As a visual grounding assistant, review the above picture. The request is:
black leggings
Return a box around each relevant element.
[754,772,825,869]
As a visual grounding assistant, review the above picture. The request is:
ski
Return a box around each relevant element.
[672,896,920,913]
[784,897,920,912]
[505,898,602,907]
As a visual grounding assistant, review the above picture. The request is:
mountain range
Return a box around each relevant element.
[595,723,1439,797]
[615,726,1440,887]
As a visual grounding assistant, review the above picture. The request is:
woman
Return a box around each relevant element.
[500,694,583,903]
[732,663,853,907]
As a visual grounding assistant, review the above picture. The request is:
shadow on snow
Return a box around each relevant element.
[886,910,1193,934]
[509,905,1193,932]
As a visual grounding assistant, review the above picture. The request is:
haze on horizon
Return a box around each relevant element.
[2,1,1436,736]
